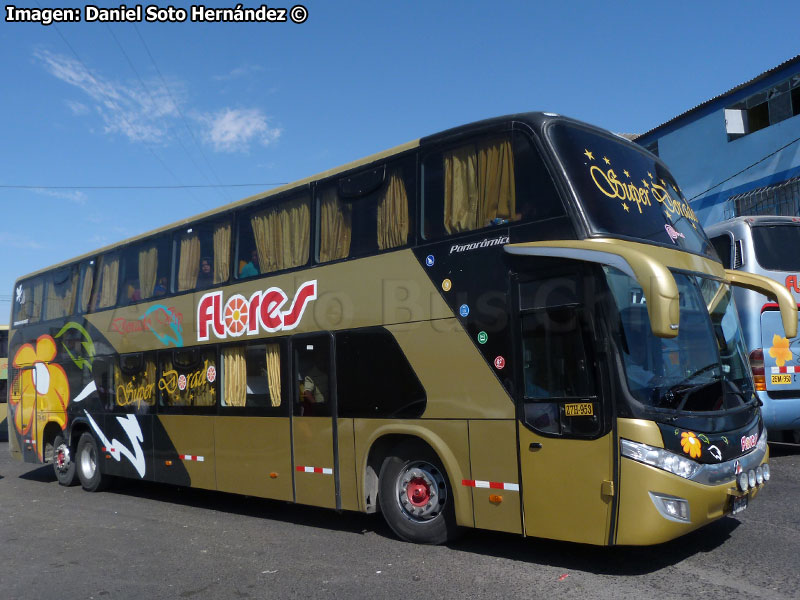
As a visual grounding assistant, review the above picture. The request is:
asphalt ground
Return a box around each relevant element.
[1,441,799,600]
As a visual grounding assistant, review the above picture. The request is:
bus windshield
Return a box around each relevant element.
[752,224,800,271]
[605,267,754,414]
[547,122,715,259]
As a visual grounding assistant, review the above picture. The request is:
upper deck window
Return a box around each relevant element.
[237,192,311,278]
[12,277,43,325]
[317,159,414,263]
[43,266,79,320]
[422,131,562,240]
[118,236,172,306]
[548,122,714,258]
[176,218,231,292]
[90,253,120,311]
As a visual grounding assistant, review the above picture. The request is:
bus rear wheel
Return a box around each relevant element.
[378,442,458,544]
[76,433,108,492]
[52,434,77,486]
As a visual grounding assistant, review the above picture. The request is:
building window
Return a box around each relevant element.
[727,74,800,140]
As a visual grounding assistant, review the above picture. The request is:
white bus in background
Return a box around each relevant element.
[707,216,800,442]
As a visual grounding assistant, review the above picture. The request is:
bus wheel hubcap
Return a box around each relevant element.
[397,461,447,522]
[55,445,71,472]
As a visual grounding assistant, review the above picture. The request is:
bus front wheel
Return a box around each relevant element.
[52,434,77,486]
[76,433,107,492]
[378,442,458,544]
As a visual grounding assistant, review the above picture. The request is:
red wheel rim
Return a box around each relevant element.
[406,476,430,507]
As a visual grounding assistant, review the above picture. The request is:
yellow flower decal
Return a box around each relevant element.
[680,431,702,459]
[9,335,70,461]
[769,334,793,367]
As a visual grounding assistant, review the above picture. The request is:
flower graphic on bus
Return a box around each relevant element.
[9,335,71,460]
[768,334,794,367]
[680,431,702,459]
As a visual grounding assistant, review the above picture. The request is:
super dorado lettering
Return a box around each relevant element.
[197,280,317,341]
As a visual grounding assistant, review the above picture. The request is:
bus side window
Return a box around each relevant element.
[421,131,562,240]
[709,234,733,269]
[114,353,157,414]
[335,328,426,419]
[220,343,284,412]
[237,192,311,279]
[118,236,171,306]
[158,349,218,411]
[293,337,331,417]
[12,277,43,325]
[175,218,232,292]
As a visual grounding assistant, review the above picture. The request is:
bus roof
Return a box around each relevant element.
[14,111,585,284]
[16,137,421,282]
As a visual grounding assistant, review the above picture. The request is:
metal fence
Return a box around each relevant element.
[723,176,800,219]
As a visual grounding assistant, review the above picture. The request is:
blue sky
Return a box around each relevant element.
[1,0,799,323]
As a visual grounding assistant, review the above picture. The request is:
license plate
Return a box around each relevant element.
[564,403,594,417]
[771,374,793,385]
[731,495,748,515]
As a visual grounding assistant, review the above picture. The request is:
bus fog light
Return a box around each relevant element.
[755,466,764,485]
[648,492,690,523]
[748,470,757,489]
[737,472,749,492]
[762,464,770,481]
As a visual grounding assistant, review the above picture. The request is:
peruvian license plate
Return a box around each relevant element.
[771,374,793,385]
[564,403,594,417]
[731,495,748,515]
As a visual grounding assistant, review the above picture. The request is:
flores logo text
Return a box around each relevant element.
[197,280,317,341]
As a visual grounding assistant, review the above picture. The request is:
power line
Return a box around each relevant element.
[689,134,800,202]
[132,23,233,203]
[0,183,287,190]
[39,3,193,200]
[104,24,220,209]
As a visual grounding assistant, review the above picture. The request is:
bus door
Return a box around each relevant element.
[514,269,616,545]
[291,334,339,509]
[16,366,38,456]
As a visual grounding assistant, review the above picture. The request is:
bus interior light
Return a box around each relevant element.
[620,439,701,480]
[648,492,690,523]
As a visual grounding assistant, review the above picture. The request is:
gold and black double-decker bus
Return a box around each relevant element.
[7,113,796,545]
[0,325,8,441]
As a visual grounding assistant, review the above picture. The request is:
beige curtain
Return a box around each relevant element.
[79,264,94,313]
[318,187,352,262]
[138,245,158,299]
[251,195,310,274]
[96,256,119,309]
[177,234,201,292]
[443,136,516,233]
[266,343,281,407]
[478,137,516,225]
[222,347,247,407]
[377,170,409,250]
[213,221,231,284]
[45,270,77,320]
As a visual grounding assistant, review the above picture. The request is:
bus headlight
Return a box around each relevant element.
[762,463,770,481]
[738,472,750,492]
[620,439,701,480]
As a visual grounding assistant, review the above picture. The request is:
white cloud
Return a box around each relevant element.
[213,64,265,81]
[66,100,89,115]
[199,108,281,153]
[0,232,44,249]
[35,49,182,144]
[32,187,88,205]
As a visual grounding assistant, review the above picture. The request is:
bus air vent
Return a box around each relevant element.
[733,240,744,269]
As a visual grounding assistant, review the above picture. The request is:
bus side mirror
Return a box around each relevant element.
[725,269,798,339]
[505,239,680,338]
